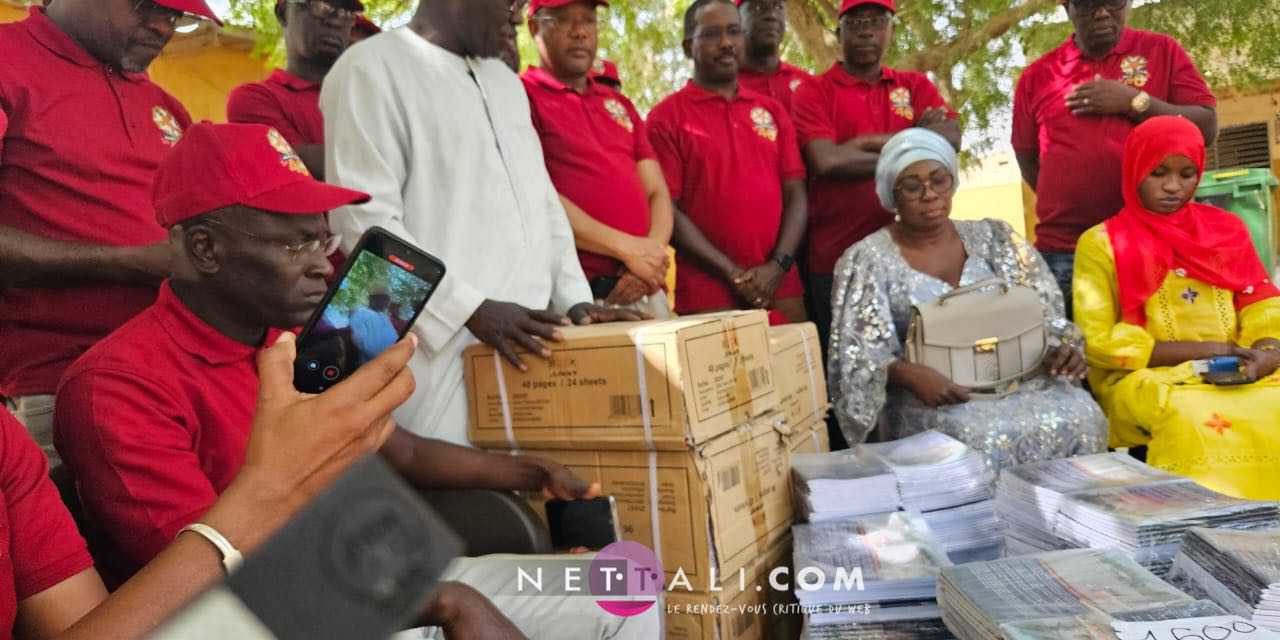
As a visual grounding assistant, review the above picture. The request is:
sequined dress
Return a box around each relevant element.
[828,219,1108,471]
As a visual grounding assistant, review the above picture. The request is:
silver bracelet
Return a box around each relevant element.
[178,523,244,575]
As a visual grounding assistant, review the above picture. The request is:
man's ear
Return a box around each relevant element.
[682,37,693,60]
[276,1,288,27]
[176,224,222,276]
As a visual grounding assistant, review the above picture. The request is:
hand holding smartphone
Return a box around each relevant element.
[294,227,446,394]
[546,496,621,552]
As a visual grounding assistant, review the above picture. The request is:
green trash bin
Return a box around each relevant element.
[1194,168,1279,275]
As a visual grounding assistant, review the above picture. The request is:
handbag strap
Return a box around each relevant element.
[936,278,1009,306]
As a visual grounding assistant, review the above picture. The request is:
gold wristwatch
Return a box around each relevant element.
[1130,90,1152,115]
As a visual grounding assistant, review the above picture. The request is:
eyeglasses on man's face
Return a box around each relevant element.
[287,0,361,24]
[132,0,200,29]
[203,218,344,261]
[1069,0,1129,13]
[840,13,892,33]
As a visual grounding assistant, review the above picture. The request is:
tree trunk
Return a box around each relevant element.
[787,0,840,72]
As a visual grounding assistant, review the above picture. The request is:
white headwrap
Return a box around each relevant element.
[875,128,959,211]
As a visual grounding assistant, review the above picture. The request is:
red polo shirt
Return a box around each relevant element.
[738,62,813,115]
[0,8,191,398]
[1012,29,1215,253]
[792,64,952,274]
[0,409,94,637]
[54,284,267,581]
[647,82,806,314]
[227,69,325,147]
[521,67,656,280]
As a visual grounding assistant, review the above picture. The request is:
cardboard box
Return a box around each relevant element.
[517,414,792,591]
[784,414,830,457]
[768,323,828,431]
[466,311,777,451]
[665,539,799,640]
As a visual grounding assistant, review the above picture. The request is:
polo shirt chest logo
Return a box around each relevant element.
[267,128,311,176]
[890,87,915,120]
[603,99,634,133]
[789,78,803,93]
[152,106,183,147]
[750,106,778,142]
[1121,55,1150,88]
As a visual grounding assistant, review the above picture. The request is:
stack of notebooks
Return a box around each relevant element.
[793,431,1002,564]
[865,431,995,513]
[1168,527,1280,630]
[793,511,954,639]
[792,447,900,522]
[996,453,1280,575]
[938,548,1228,639]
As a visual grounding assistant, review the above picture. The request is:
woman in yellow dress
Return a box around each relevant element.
[1074,115,1280,500]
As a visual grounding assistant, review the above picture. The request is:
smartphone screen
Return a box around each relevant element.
[294,227,445,394]
[546,497,621,551]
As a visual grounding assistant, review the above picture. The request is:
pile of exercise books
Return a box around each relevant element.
[792,447,900,522]
[938,548,1228,639]
[996,453,1280,575]
[793,431,1002,563]
[1168,527,1280,630]
[865,431,994,513]
[923,500,1003,565]
[792,511,953,638]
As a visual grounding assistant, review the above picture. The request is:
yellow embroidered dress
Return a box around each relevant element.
[1074,224,1280,500]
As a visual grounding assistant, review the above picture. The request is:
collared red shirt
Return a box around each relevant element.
[738,61,813,115]
[647,81,806,314]
[54,283,268,581]
[0,8,191,397]
[0,408,93,633]
[792,64,953,275]
[227,68,325,147]
[1012,29,1216,253]
[322,29,591,444]
[521,67,656,280]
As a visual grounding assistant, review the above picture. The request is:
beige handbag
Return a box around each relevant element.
[906,278,1048,396]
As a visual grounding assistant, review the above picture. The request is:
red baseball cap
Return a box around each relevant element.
[154,0,222,25]
[528,0,608,14]
[153,123,370,227]
[838,0,895,16]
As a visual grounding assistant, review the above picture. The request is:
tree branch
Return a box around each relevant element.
[901,0,1060,72]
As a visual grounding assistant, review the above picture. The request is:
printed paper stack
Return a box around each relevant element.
[793,511,954,638]
[791,448,900,522]
[1168,527,1280,630]
[996,453,1280,575]
[938,548,1226,639]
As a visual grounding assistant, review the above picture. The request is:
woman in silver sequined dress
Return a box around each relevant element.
[828,129,1107,471]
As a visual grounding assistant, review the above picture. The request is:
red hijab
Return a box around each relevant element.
[1104,116,1278,326]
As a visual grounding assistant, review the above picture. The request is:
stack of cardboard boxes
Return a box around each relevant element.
[464,311,828,639]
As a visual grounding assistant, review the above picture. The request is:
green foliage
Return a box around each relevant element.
[329,252,430,316]
[225,0,1280,155]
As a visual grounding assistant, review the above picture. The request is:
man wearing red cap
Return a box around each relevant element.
[736,0,812,116]
[648,0,808,322]
[523,0,675,318]
[323,0,642,446]
[791,0,959,356]
[1013,0,1216,315]
[227,0,367,179]
[0,0,219,466]
[53,123,611,631]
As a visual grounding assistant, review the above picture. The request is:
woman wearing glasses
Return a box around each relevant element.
[827,128,1107,470]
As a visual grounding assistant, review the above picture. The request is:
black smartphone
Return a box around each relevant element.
[294,227,445,394]
[546,496,621,551]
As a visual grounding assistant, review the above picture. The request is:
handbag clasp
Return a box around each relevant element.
[974,337,999,353]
